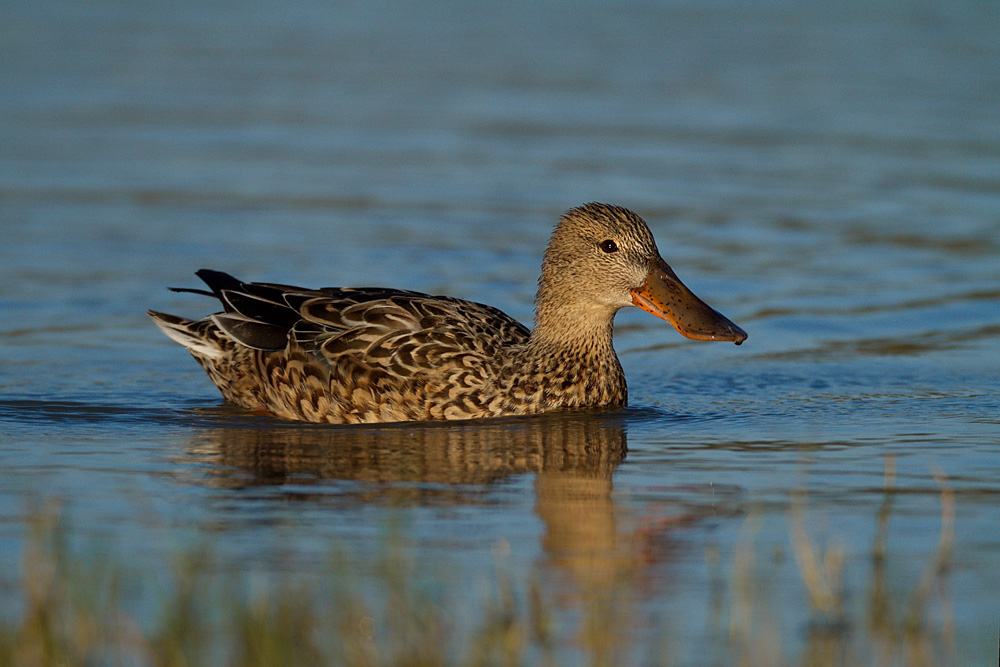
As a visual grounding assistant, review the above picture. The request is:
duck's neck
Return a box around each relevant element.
[529,302,618,358]
[514,302,627,410]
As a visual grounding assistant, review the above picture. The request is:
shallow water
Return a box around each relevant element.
[2,0,999,663]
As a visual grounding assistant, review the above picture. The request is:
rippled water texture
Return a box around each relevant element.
[1,0,998,663]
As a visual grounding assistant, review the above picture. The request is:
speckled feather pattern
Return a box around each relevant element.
[150,204,676,424]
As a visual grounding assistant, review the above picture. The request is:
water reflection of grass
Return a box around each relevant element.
[727,458,956,667]
[1,463,957,666]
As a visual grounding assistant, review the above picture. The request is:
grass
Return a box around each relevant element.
[0,513,560,667]
[0,461,960,666]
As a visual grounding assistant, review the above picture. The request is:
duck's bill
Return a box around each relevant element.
[630,258,748,345]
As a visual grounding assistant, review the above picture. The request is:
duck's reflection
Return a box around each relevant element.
[182,411,718,658]
[190,412,625,558]
[184,411,655,650]
[184,411,626,489]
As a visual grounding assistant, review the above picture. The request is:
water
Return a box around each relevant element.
[2,0,999,663]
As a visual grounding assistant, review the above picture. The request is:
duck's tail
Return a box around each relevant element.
[148,310,226,360]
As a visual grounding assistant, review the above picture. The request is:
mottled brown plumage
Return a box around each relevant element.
[149,203,747,423]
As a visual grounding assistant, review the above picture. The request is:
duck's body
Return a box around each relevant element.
[150,203,746,424]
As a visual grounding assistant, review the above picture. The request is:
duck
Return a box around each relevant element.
[149,203,747,424]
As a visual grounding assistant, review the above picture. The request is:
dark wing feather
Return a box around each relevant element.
[196,269,245,297]
[191,270,302,350]
[212,313,290,350]
[219,289,300,328]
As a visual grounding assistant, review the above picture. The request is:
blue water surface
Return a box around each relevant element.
[2,0,999,664]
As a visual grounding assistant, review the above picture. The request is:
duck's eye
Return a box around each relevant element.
[600,239,618,253]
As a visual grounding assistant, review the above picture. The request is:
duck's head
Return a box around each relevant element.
[536,203,747,344]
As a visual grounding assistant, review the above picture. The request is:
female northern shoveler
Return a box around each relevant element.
[149,203,747,423]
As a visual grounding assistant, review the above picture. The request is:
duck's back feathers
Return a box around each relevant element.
[150,270,532,423]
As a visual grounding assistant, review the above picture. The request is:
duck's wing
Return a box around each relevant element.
[192,269,530,376]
